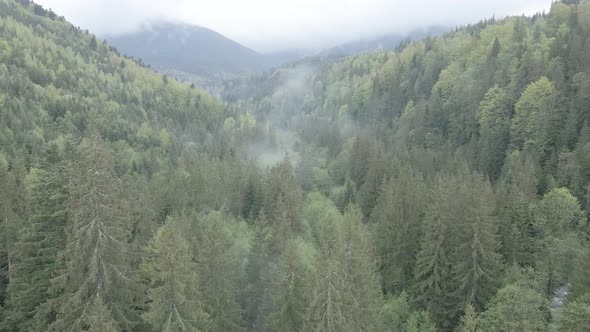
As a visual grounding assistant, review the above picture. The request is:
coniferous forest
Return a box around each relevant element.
[1,0,590,331]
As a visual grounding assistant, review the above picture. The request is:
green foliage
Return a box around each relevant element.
[372,165,425,293]
[536,187,586,236]
[193,211,250,332]
[140,218,208,331]
[511,77,558,158]
[457,304,480,332]
[2,0,590,331]
[380,291,436,332]
[561,295,590,332]
[268,239,311,332]
[48,128,141,331]
[479,283,550,332]
[478,86,512,180]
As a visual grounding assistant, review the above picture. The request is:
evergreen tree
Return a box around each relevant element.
[572,247,590,299]
[268,239,311,332]
[141,217,208,332]
[306,219,351,331]
[457,304,480,332]
[496,182,538,267]
[2,144,71,331]
[413,175,455,328]
[341,205,383,331]
[243,211,275,331]
[372,165,425,294]
[49,128,140,331]
[197,212,246,332]
[477,85,511,180]
[452,175,502,312]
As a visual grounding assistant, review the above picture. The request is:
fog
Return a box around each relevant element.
[35,0,552,52]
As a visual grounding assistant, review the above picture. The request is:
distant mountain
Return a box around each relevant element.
[319,26,448,57]
[107,22,307,93]
[107,22,271,78]
[106,22,447,93]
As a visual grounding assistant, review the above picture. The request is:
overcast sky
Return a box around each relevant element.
[34,0,553,52]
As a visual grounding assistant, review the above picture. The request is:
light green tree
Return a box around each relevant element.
[479,283,550,332]
[510,77,558,157]
[141,218,208,332]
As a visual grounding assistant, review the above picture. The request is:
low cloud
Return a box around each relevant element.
[36,0,552,52]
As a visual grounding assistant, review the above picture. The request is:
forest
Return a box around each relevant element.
[1,0,590,331]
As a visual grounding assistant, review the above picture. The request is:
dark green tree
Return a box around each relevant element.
[49,128,140,331]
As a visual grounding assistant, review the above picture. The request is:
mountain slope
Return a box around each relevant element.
[319,26,448,57]
[107,22,266,77]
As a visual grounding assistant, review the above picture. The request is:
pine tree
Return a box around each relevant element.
[141,217,208,332]
[49,127,140,331]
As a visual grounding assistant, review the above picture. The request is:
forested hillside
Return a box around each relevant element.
[1,0,590,331]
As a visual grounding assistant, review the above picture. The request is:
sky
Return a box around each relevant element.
[34,0,553,52]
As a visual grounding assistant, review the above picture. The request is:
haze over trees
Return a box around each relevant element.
[0,0,590,331]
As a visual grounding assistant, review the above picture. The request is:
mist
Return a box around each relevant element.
[35,0,552,52]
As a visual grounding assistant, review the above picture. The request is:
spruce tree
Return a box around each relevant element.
[268,239,311,332]
[451,175,502,312]
[414,175,454,328]
[306,219,351,331]
[141,217,208,332]
[341,205,383,331]
[457,304,480,332]
[2,144,71,331]
[197,212,245,332]
[49,127,140,331]
[372,165,425,293]
[243,211,274,331]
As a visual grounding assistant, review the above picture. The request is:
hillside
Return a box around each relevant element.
[1,0,590,331]
[107,22,266,76]
[107,22,304,93]
[319,26,448,57]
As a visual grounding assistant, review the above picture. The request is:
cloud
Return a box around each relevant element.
[35,0,552,52]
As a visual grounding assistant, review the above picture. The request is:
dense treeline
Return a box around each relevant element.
[1,0,590,331]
